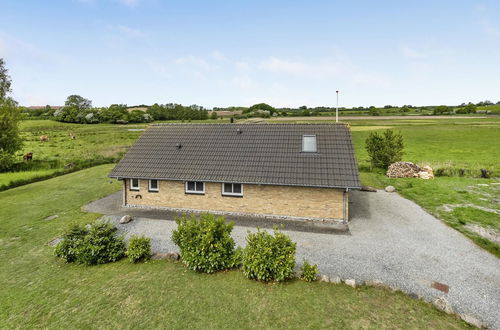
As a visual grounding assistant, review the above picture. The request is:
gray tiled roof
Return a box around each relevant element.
[109,123,361,189]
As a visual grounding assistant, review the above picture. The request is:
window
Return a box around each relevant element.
[149,179,159,192]
[130,178,140,191]
[185,181,204,194]
[222,183,243,197]
[302,135,317,152]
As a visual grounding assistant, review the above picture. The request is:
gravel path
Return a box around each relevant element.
[90,190,500,328]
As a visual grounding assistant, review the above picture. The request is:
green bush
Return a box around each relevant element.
[365,129,404,169]
[300,259,319,282]
[126,235,152,263]
[242,230,296,282]
[172,213,237,273]
[54,223,88,263]
[54,222,125,265]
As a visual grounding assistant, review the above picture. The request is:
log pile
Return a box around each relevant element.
[386,162,434,179]
[386,162,421,178]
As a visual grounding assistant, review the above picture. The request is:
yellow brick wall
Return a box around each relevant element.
[124,179,346,220]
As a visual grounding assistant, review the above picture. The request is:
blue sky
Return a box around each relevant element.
[1,0,499,108]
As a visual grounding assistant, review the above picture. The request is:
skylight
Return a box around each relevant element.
[302,135,317,152]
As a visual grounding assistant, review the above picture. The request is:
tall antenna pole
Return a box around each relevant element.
[336,90,339,123]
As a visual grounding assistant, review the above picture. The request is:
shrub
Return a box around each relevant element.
[365,129,404,169]
[126,235,152,263]
[300,259,319,282]
[75,222,125,265]
[54,222,125,265]
[172,213,236,273]
[54,223,88,263]
[242,230,296,282]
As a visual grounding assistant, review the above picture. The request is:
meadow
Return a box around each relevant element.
[2,117,499,255]
[0,165,469,329]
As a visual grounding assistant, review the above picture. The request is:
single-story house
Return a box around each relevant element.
[109,123,361,223]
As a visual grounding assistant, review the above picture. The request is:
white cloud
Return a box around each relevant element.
[116,24,146,38]
[482,21,500,37]
[116,0,141,7]
[257,56,386,85]
[211,50,227,61]
[235,61,250,71]
[231,75,254,89]
[259,57,308,75]
[400,46,427,59]
[175,55,214,72]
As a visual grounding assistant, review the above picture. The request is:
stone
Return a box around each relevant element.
[459,314,488,329]
[85,224,91,230]
[407,292,419,300]
[344,279,356,288]
[330,276,341,284]
[365,279,384,287]
[422,165,434,178]
[119,215,133,224]
[385,185,396,193]
[44,215,59,221]
[151,253,167,260]
[433,297,453,314]
[360,185,377,192]
[48,237,63,247]
[319,275,330,282]
[418,171,430,179]
[165,252,180,261]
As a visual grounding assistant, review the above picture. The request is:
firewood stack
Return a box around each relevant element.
[386,162,421,178]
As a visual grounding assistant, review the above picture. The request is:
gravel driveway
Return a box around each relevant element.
[86,190,500,328]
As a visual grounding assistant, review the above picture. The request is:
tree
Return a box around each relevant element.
[210,111,218,120]
[247,103,276,115]
[0,58,12,100]
[0,59,22,171]
[368,106,380,116]
[432,105,449,115]
[365,130,404,169]
[55,95,92,123]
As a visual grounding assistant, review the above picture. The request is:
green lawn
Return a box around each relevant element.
[0,165,468,328]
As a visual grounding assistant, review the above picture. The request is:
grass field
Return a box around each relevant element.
[0,165,469,329]
[3,117,499,255]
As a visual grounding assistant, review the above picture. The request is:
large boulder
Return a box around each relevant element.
[386,162,421,178]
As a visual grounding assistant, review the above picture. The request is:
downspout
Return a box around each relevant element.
[123,179,127,207]
[343,188,349,224]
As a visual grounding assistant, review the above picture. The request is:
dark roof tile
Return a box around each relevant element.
[109,123,361,189]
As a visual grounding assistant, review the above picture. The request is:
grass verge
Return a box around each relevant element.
[0,165,468,329]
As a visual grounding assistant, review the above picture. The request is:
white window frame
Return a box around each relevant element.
[185,181,205,194]
[222,183,243,197]
[148,179,159,192]
[130,178,140,191]
[302,135,317,153]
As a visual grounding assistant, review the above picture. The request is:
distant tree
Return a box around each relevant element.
[368,106,380,116]
[247,103,276,115]
[400,106,410,113]
[302,109,311,116]
[432,105,450,115]
[55,95,92,123]
[383,105,393,109]
[299,105,307,110]
[365,130,404,169]
[99,104,128,123]
[210,111,218,120]
[0,59,22,171]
